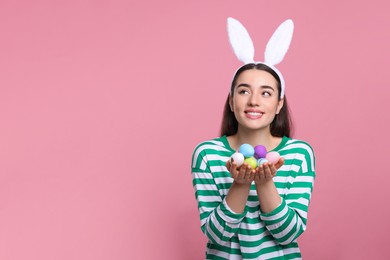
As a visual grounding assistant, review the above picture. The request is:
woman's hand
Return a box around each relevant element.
[254,157,284,186]
[226,160,255,185]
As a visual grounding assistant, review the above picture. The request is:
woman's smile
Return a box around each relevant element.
[245,109,264,119]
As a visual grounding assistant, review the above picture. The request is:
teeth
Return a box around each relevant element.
[247,112,262,116]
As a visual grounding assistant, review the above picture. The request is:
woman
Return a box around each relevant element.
[191,18,316,259]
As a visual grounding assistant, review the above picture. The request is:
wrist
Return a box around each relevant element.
[255,180,275,189]
[232,181,252,189]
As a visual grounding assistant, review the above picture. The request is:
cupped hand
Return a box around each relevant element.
[254,157,285,185]
[226,159,255,185]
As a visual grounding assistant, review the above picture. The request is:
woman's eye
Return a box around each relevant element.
[262,91,271,97]
[239,89,249,94]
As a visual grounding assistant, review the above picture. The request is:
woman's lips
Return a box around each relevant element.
[245,110,264,119]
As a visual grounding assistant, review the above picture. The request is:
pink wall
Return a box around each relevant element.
[1,1,389,259]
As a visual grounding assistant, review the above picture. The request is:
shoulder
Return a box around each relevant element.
[192,136,231,157]
[191,136,232,168]
[280,137,316,168]
[283,138,315,155]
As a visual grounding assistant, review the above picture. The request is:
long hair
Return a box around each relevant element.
[220,63,293,137]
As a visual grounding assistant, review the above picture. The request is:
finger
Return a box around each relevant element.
[245,167,255,180]
[263,163,273,179]
[274,157,285,169]
[250,170,255,179]
[231,161,238,172]
[226,160,231,171]
[237,163,248,179]
[245,170,254,182]
[268,164,277,176]
[254,168,261,182]
[243,170,250,181]
[241,164,254,181]
[230,161,239,178]
[257,165,266,181]
[246,164,254,175]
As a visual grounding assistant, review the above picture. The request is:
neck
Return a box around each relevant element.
[229,127,281,152]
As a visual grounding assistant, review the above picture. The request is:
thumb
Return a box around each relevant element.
[226,160,231,171]
[274,157,285,169]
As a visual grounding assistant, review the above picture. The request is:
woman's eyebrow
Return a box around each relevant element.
[236,83,251,88]
[236,83,276,91]
[261,85,276,91]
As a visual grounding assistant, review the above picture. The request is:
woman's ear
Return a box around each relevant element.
[276,98,284,114]
[229,95,234,112]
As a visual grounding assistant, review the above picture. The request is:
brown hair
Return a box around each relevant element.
[220,63,293,137]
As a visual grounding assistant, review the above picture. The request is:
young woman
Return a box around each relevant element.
[191,19,316,259]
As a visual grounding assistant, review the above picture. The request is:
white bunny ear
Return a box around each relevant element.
[264,19,294,66]
[227,17,255,64]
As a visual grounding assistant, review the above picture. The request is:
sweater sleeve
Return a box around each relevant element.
[259,142,316,245]
[192,150,246,246]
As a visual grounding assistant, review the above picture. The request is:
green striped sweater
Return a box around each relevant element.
[191,136,316,259]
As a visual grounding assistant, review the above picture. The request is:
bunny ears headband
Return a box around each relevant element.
[227,17,294,98]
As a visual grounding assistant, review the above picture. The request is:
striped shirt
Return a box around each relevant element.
[191,135,316,259]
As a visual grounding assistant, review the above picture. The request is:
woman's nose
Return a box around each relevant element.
[248,94,259,106]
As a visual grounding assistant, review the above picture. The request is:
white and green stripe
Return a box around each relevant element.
[191,136,316,259]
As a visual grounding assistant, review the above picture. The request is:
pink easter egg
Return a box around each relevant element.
[265,151,280,164]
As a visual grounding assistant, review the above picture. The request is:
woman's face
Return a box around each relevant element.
[229,69,284,133]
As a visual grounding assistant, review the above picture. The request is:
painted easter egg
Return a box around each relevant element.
[244,157,257,169]
[239,144,255,158]
[265,151,281,164]
[230,152,245,167]
[254,145,267,159]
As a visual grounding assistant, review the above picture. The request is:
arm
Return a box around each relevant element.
[257,144,316,245]
[225,182,251,213]
[254,158,285,213]
[191,149,253,246]
[225,160,255,213]
[192,165,246,246]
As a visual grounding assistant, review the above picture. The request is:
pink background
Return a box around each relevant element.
[0,1,389,259]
